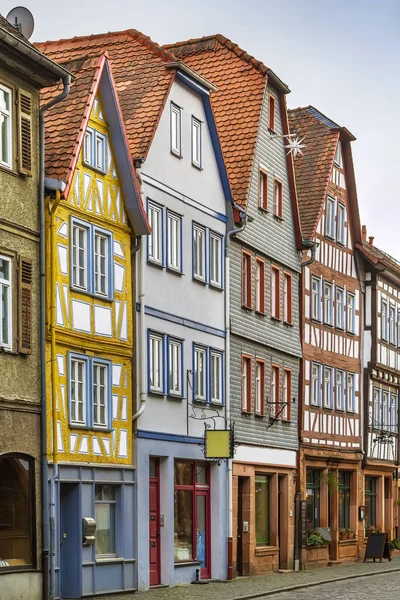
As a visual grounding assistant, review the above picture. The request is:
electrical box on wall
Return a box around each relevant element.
[243,521,249,533]
[82,517,96,546]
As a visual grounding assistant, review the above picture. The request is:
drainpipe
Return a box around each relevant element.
[132,163,146,423]
[39,76,71,600]
[226,208,248,580]
[301,239,318,268]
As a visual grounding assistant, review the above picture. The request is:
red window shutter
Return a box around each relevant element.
[19,257,33,354]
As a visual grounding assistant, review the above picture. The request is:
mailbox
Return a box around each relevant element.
[82,517,96,546]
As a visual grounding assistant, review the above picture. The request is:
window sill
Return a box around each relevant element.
[242,410,252,416]
[0,163,19,177]
[283,321,293,327]
[167,393,183,401]
[324,322,334,329]
[242,304,253,312]
[148,390,165,398]
[255,310,266,318]
[0,565,36,574]
[82,161,106,176]
[193,276,207,286]
[174,560,203,568]
[192,162,203,171]
[95,557,123,564]
[167,267,183,277]
[255,545,278,556]
[209,282,223,292]
[271,316,281,322]
[258,207,269,214]
[148,260,164,270]
[69,286,113,303]
[311,318,323,324]
[171,150,183,160]
[273,214,283,222]
[255,412,265,419]
[0,347,18,356]
[268,127,276,135]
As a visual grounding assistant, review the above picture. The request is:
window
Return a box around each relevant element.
[268,93,276,131]
[191,117,202,167]
[336,369,345,410]
[174,461,209,564]
[311,277,322,321]
[147,201,163,265]
[259,170,268,210]
[325,196,336,239]
[273,179,283,218]
[398,311,400,349]
[0,84,12,168]
[347,372,355,412]
[83,127,106,172]
[271,365,280,417]
[324,366,333,409]
[170,103,182,156]
[242,355,252,412]
[389,305,396,345]
[95,484,117,557]
[168,338,183,397]
[324,282,334,326]
[337,203,346,245]
[381,299,388,341]
[0,255,12,348]
[336,287,345,329]
[93,360,110,428]
[255,258,265,314]
[194,346,207,401]
[390,394,398,433]
[70,356,87,425]
[167,211,182,272]
[311,363,322,406]
[283,272,292,324]
[382,390,389,429]
[71,219,113,299]
[0,455,34,569]
[373,388,381,428]
[193,224,206,282]
[242,251,252,308]
[149,333,164,393]
[306,469,320,529]
[365,477,377,530]
[271,266,280,319]
[255,360,265,415]
[347,292,355,334]
[255,475,270,545]
[210,232,222,288]
[334,142,343,168]
[282,369,292,421]
[210,351,223,404]
[338,471,351,529]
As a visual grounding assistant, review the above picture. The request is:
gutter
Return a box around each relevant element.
[301,239,318,268]
[39,76,71,600]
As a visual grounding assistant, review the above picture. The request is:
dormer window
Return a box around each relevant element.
[83,127,106,172]
[191,117,202,168]
[337,202,346,245]
[170,102,182,157]
[325,196,336,239]
[334,142,343,168]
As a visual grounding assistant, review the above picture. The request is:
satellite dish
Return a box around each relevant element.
[6,6,35,40]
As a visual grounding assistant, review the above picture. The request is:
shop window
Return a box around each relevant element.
[306,469,320,529]
[338,471,351,529]
[95,484,117,557]
[255,475,270,545]
[0,455,34,569]
[365,476,377,530]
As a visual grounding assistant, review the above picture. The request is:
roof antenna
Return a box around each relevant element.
[6,6,35,39]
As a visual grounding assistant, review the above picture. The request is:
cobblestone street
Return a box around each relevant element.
[96,557,400,600]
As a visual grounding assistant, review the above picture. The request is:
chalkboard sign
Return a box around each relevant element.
[301,500,307,548]
[364,532,392,562]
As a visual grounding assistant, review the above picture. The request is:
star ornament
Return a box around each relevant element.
[284,135,305,158]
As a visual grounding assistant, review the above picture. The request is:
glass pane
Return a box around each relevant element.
[95,503,115,555]
[0,89,10,111]
[149,458,158,478]
[255,475,269,545]
[196,495,207,567]
[0,457,32,566]
[1,114,9,164]
[195,465,207,485]
[0,258,9,281]
[174,489,192,561]
[1,284,9,345]
[174,461,193,486]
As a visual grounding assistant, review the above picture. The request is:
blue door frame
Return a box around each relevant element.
[60,483,82,598]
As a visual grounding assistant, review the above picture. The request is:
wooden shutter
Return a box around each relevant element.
[17,90,32,176]
[19,257,32,354]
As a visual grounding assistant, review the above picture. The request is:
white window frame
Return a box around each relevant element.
[194,345,207,401]
[282,369,291,420]
[168,338,183,397]
[389,304,396,345]
[337,203,346,245]
[72,221,90,292]
[397,310,400,349]
[324,366,333,409]
[324,282,334,326]
[381,299,389,341]
[170,103,182,157]
[210,350,223,405]
[94,230,109,297]
[347,372,355,413]
[83,126,106,172]
[336,369,345,410]
[149,333,164,393]
[191,116,202,168]
[147,201,163,265]
[325,196,336,239]
[334,142,343,168]
[311,363,322,407]
[92,360,110,429]
[210,232,222,288]
[0,255,12,349]
[70,356,87,426]
[382,390,389,428]
[391,394,398,433]
[311,276,322,321]
[0,84,12,169]
[373,387,381,428]
[336,287,345,329]
[167,211,182,272]
[255,360,264,415]
[193,224,206,282]
[347,292,355,334]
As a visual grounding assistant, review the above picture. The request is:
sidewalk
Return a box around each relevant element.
[98,556,400,600]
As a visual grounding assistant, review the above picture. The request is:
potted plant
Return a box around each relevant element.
[307,529,329,547]
[365,525,376,536]
[306,529,329,566]
[347,528,355,540]
[339,528,347,540]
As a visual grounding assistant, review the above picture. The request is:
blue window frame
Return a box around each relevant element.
[209,231,223,289]
[311,276,322,321]
[347,292,355,334]
[325,196,336,239]
[148,331,165,394]
[192,344,224,405]
[193,344,208,401]
[324,282,334,326]
[70,217,113,300]
[167,336,183,397]
[381,299,389,341]
[68,352,112,430]
[337,203,346,245]
[193,223,207,282]
[390,394,398,433]
[336,287,345,329]
[389,304,396,345]
[191,116,202,168]
[323,366,334,409]
[373,387,381,428]
[336,369,345,410]
[346,372,355,413]
[83,126,106,172]
[210,350,224,405]
[147,199,164,266]
[311,362,322,407]
[166,210,183,273]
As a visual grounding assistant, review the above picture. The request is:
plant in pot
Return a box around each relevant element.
[307,529,328,547]
[389,538,400,550]
[365,525,376,537]
[339,528,347,540]
[346,528,355,540]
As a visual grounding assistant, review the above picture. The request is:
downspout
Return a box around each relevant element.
[226,208,248,581]
[40,76,71,600]
[132,164,146,422]
[300,239,318,268]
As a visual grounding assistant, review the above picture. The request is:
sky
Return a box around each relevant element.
[5,0,400,257]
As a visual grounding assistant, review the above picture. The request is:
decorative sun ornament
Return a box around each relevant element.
[270,131,306,158]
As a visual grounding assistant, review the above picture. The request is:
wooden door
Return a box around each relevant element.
[149,458,160,586]
[196,489,211,579]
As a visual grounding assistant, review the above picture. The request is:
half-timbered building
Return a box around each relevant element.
[357,232,400,540]
[289,107,364,566]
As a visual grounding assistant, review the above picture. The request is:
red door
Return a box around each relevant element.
[149,459,160,586]
[196,489,211,579]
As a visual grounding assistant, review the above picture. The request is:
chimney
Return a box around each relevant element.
[361,225,367,242]
[368,236,374,246]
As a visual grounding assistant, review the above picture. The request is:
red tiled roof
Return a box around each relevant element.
[36,30,178,160]
[288,106,339,240]
[164,35,269,208]
[357,242,400,279]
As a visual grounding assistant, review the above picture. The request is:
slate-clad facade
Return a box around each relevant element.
[167,35,303,575]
